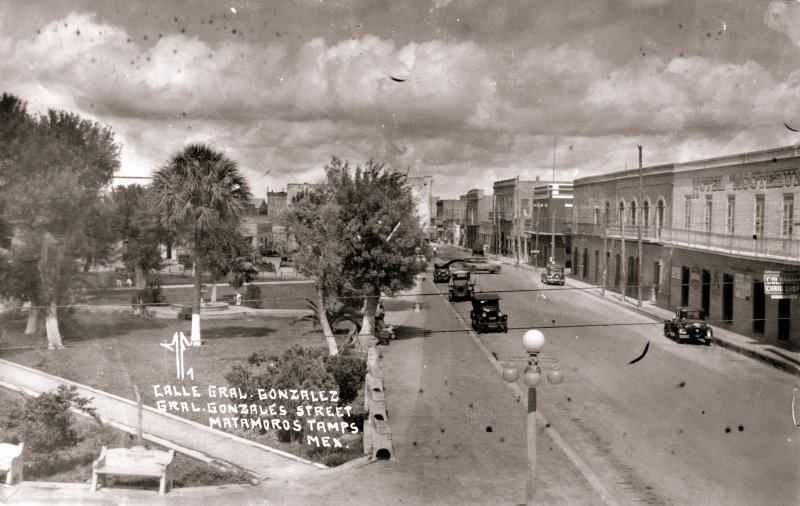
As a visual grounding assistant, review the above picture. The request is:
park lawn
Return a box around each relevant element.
[0,387,254,487]
[85,280,316,310]
[0,311,359,462]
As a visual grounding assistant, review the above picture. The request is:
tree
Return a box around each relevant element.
[110,185,170,288]
[198,223,265,302]
[151,144,251,345]
[326,158,428,345]
[0,94,120,348]
[281,184,346,355]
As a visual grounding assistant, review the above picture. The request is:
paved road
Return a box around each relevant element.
[435,246,800,506]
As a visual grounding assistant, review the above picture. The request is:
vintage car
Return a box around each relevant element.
[663,307,713,344]
[470,293,508,333]
[540,264,565,285]
[448,270,475,301]
[451,257,502,274]
[471,245,485,256]
[433,263,451,283]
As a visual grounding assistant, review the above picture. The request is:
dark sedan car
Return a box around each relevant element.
[470,293,508,333]
[663,307,713,344]
[433,263,451,283]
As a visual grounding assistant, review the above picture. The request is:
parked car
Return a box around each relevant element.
[471,246,485,256]
[433,263,451,283]
[470,293,508,333]
[452,257,502,274]
[540,264,565,285]
[448,270,475,301]
[663,307,713,344]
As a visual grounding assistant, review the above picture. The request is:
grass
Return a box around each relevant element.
[84,281,317,310]
[0,387,254,487]
[0,311,363,464]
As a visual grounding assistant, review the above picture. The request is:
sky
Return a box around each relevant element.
[3,0,800,199]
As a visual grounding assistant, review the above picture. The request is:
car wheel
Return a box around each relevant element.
[663,326,669,337]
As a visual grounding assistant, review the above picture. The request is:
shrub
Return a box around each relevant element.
[224,345,367,455]
[323,353,366,405]
[244,284,262,308]
[133,276,166,305]
[0,385,101,456]
[177,305,192,320]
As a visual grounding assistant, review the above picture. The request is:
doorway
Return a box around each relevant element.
[753,281,765,334]
[722,273,734,322]
[615,254,621,289]
[653,261,661,301]
[701,270,711,317]
[778,299,791,341]
[681,267,690,306]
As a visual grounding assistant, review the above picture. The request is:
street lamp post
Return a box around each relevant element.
[501,329,564,505]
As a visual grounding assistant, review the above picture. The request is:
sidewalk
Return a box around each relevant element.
[485,251,800,377]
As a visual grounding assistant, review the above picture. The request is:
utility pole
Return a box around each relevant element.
[601,205,607,297]
[621,199,627,301]
[551,137,556,264]
[516,176,520,266]
[637,145,643,308]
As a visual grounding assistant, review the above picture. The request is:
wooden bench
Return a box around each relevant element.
[0,442,24,485]
[91,446,175,495]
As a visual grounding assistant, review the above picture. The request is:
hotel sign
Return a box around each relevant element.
[764,270,800,299]
[692,168,800,198]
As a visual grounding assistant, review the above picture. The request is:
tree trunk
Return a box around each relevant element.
[45,301,63,349]
[83,256,93,273]
[191,232,202,346]
[25,306,40,335]
[316,283,338,356]
[358,289,380,349]
[211,282,218,303]
[135,266,146,289]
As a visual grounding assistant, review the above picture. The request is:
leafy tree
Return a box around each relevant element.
[198,223,266,301]
[110,184,170,288]
[326,158,428,343]
[0,94,120,348]
[151,144,251,345]
[281,184,346,355]
[76,195,117,273]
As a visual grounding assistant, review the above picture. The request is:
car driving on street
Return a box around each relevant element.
[448,270,475,301]
[470,293,508,333]
[451,257,502,274]
[663,307,713,345]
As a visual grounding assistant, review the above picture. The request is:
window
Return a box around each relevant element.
[726,195,735,235]
[656,199,665,230]
[619,201,625,225]
[704,195,712,233]
[754,195,765,237]
[643,200,650,228]
[684,196,692,229]
[782,194,794,238]
[593,208,599,225]
[630,201,637,226]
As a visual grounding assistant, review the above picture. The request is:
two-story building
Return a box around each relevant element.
[463,189,493,250]
[573,145,799,346]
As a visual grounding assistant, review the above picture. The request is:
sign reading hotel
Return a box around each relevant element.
[763,271,800,299]
[691,168,800,198]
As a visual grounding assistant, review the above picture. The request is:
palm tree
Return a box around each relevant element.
[151,144,251,345]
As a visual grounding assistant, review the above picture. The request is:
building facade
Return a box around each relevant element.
[530,181,574,268]
[572,145,799,346]
[407,175,435,240]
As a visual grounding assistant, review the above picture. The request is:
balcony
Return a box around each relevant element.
[572,222,661,241]
[659,228,800,262]
[571,221,800,262]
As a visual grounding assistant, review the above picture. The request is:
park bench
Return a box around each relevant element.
[0,442,24,485]
[91,446,175,495]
